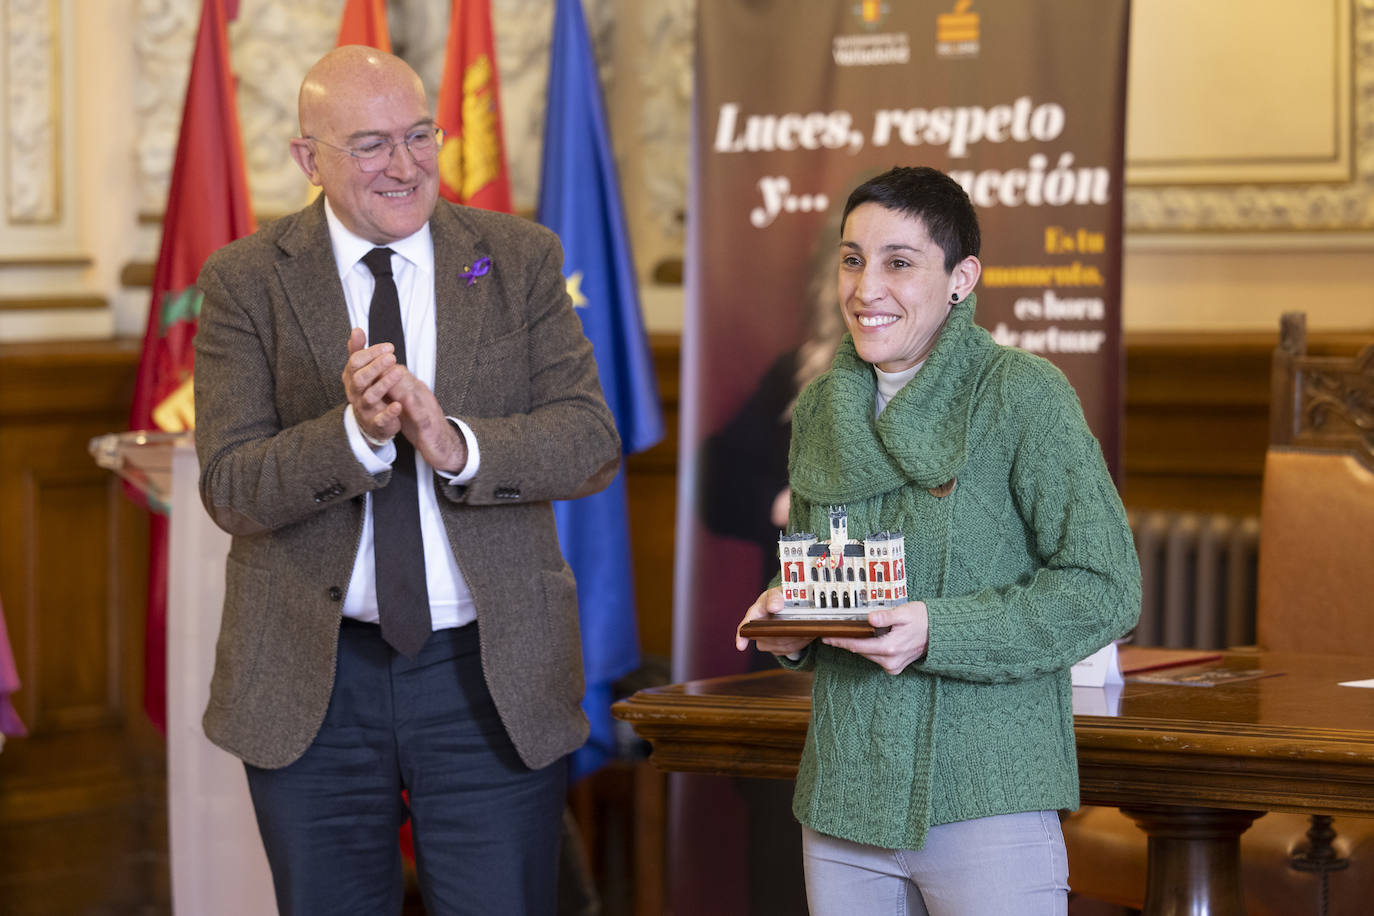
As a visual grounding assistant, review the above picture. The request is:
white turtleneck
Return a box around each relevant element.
[874,361,924,416]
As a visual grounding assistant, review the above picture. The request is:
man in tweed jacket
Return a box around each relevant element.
[192,46,619,915]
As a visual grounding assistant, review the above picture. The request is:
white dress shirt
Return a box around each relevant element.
[325,200,480,630]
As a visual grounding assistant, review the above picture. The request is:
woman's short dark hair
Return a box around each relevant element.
[840,166,980,273]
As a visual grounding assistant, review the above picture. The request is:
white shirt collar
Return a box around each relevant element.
[323,197,434,278]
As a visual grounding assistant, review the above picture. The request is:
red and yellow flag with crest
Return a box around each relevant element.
[435,0,512,211]
[128,0,255,730]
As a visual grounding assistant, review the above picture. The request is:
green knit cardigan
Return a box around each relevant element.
[780,295,1141,850]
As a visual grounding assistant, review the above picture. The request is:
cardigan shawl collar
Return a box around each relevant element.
[788,295,997,504]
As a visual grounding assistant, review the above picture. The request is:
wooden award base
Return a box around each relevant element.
[738,618,891,639]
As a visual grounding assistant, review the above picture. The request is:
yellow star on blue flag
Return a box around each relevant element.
[565,270,588,308]
[537,0,664,782]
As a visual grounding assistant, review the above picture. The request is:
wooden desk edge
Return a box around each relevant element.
[615,664,1374,815]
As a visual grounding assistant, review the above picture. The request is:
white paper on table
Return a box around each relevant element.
[1072,683,1123,716]
[1339,678,1374,688]
[1071,642,1124,687]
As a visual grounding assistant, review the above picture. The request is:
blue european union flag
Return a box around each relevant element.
[537,0,665,781]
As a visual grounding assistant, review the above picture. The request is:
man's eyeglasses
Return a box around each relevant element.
[307,126,445,173]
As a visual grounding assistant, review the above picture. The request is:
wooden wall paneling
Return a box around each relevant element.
[0,339,168,915]
[32,468,120,730]
[625,333,680,663]
[1121,332,1274,515]
[1121,330,1374,515]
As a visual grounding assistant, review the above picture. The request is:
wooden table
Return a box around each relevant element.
[613,651,1374,915]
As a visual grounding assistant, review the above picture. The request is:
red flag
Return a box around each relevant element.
[129,0,255,731]
[435,0,512,211]
[336,0,391,51]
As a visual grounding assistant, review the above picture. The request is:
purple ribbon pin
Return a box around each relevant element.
[459,257,491,287]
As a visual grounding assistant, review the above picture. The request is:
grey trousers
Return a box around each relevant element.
[801,810,1069,916]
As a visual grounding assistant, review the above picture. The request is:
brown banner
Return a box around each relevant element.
[671,3,1129,912]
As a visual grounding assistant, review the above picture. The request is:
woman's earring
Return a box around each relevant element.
[950,293,960,303]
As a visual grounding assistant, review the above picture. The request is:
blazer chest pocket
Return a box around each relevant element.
[469,324,530,415]
[208,557,272,709]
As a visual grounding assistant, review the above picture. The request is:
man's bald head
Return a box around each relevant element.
[288,45,440,245]
[297,45,426,138]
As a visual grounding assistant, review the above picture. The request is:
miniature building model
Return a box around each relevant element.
[777,506,906,619]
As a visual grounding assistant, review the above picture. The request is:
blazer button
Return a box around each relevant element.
[327,586,343,602]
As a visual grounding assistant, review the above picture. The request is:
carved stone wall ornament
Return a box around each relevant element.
[135,0,336,216]
[7,0,60,223]
[231,0,339,213]
[134,0,197,215]
[134,0,629,218]
[639,0,693,245]
[488,0,557,213]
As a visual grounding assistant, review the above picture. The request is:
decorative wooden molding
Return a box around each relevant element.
[1271,311,1374,464]
[1301,354,1374,458]
[652,258,684,285]
[0,294,106,312]
[120,260,153,288]
[0,337,143,416]
[0,253,91,267]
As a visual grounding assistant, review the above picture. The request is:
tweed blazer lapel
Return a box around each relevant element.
[274,197,353,402]
[268,198,493,412]
[429,201,491,413]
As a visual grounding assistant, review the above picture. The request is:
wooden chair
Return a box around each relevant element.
[1064,313,1374,916]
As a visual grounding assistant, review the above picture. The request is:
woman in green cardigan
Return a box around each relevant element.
[736,166,1141,915]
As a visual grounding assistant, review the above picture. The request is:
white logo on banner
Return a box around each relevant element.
[834,2,984,67]
[834,1,909,67]
[833,33,910,68]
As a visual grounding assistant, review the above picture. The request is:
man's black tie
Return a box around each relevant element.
[362,246,432,657]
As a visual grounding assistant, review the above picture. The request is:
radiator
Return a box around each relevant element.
[1128,509,1260,650]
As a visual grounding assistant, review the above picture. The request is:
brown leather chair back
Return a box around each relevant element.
[1257,313,1374,655]
[1258,449,1374,654]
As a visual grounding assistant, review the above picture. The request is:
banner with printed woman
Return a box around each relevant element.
[672,3,1130,912]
